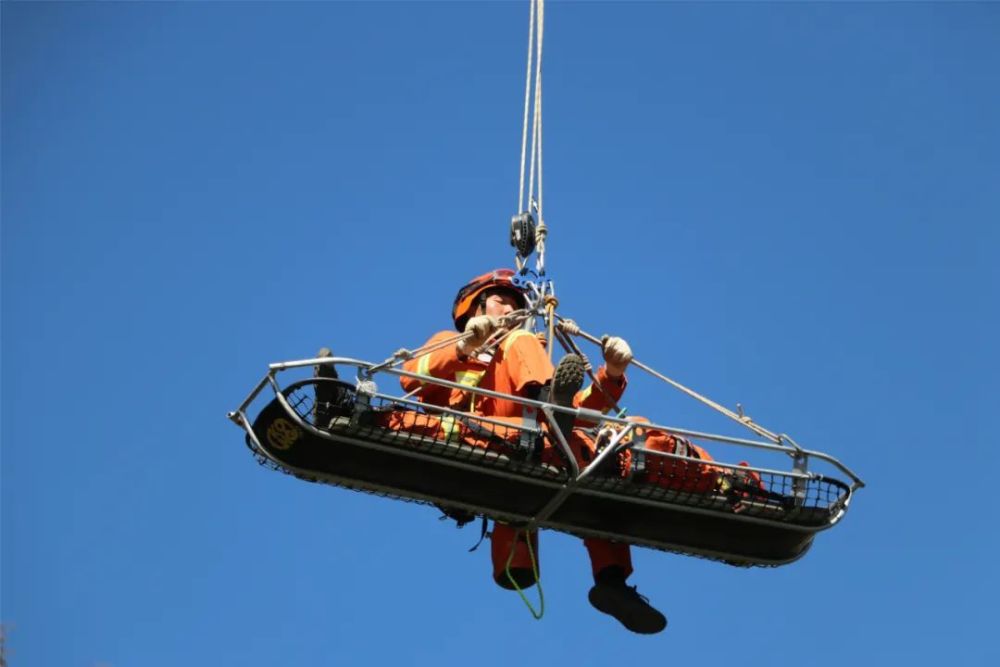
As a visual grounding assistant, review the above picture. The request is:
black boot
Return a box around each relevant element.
[313,347,339,428]
[545,353,585,445]
[588,566,667,634]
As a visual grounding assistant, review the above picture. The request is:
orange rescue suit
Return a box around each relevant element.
[398,329,633,589]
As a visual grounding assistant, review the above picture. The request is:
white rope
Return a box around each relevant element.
[527,0,544,225]
[516,0,536,215]
[533,6,543,226]
[516,0,547,274]
[533,1,545,273]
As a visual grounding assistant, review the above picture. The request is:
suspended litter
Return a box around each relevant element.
[229,339,862,567]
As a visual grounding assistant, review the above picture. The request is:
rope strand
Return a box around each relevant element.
[516,0,547,274]
[516,0,536,215]
[558,316,783,444]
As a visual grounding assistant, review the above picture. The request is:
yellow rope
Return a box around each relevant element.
[504,527,544,620]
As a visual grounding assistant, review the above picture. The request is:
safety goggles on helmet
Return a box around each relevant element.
[452,269,527,331]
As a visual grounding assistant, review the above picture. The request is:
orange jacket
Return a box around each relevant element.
[400,329,626,418]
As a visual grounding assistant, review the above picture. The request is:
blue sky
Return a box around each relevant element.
[2,1,997,665]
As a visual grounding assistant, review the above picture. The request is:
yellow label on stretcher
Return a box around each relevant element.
[267,418,300,450]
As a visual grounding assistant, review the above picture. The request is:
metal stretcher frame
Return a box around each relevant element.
[229,356,864,567]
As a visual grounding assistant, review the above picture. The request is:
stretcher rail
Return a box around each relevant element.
[266,356,864,492]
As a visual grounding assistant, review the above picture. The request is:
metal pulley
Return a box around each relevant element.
[510,212,537,258]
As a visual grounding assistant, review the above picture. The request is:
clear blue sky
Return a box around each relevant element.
[3,1,997,665]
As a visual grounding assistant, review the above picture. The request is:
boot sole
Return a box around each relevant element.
[314,347,339,427]
[548,354,585,445]
[550,354,585,406]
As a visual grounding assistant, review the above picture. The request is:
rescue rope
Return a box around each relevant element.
[516,0,537,216]
[366,333,466,375]
[378,304,781,444]
[557,316,784,445]
[515,0,547,274]
[467,310,535,359]
[504,527,545,620]
[367,312,535,376]
[534,219,547,275]
[553,322,623,415]
[510,5,777,443]
[527,1,543,226]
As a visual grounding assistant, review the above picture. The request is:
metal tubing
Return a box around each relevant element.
[261,361,830,483]
[526,424,634,528]
[240,409,267,454]
[572,484,846,534]
[539,405,579,478]
[577,425,636,482]
[234,375,271,415]
[269,356,372,371]
[569,326,783,443]
[366,392,543,436]
[421,359,852,483]
[277,356,578,418]
[633,445,820,483]
[269,357,774,446]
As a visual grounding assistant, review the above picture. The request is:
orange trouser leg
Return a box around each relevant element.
[642,430,722,493]
[497,331,554,391]
[375,411,446,439]
[491,522,540,590]
[539,426,600,468]
[584,537,633,579]
[377,410,519,452]
[481,331,554,418]
[538,428,634,581]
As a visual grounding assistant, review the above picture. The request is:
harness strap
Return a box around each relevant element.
[468,516,489,553]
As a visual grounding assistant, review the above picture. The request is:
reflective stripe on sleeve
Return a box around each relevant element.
[501,329,535,354]
[455,370,486,387]
[455,370,486,414]
[416,354,431,384]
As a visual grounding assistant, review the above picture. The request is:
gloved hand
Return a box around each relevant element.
[602,335,632,378]
[458,315,498,357]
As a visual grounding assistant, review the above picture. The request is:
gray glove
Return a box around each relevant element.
[602,335,633,377]
[458,315,498,356]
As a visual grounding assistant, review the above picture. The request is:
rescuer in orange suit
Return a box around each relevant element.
[396,269,667,634]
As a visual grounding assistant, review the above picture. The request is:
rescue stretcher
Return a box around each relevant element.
[228,356,864,567]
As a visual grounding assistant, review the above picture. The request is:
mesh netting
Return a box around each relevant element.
[302,379,566,482]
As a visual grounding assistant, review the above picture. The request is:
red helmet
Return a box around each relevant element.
[451,269,527,331]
